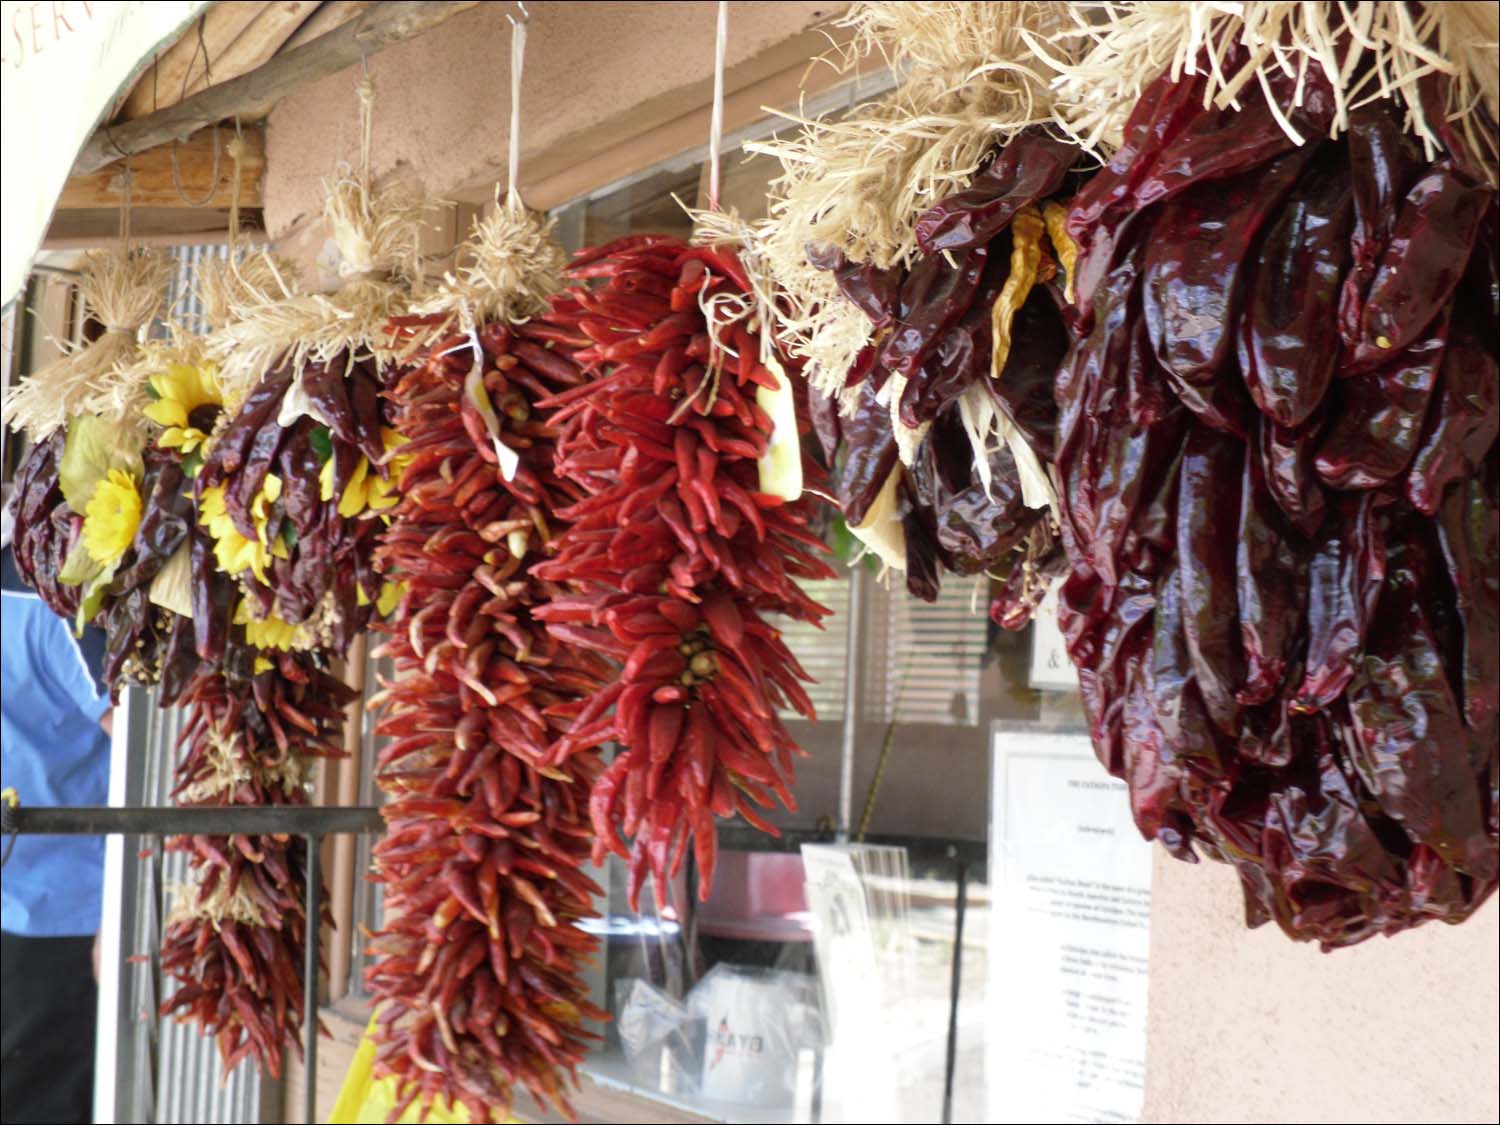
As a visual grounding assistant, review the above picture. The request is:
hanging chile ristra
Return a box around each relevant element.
[532,234,834,910]
[3,249,198,694]
[750,1,1080,620]
[155,248,408,1075]
[152,73,431,1068]
[363,200,617,1121]
[1040,3,1498,947]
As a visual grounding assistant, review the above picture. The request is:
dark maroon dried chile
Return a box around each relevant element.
[1236,444,1308,708]
[1338,103,1425,350]
[1054,59,1497,948]
[1143,147,1319,386]
[1239,154,1354,427]
[915,129,1076,253]
[1258,413,1328,538]
[1349,165,1489,372]
[988,288,1066,460]
[1348,532,1494,881]
[1405,320,1499,515]
[1314,310,1449,490]
[810,133,1078,614]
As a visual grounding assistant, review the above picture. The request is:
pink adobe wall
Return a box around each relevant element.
[264,1,843,239]
[1143,850,1500,1124]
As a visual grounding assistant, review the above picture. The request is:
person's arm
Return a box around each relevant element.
[60,622,113,730]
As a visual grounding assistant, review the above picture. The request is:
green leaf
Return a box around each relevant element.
[58,539,104,587]
[75,558,121,632]
[180,449,204,479]
[282,523,299,550]
[145,380,161,401]
[308,425,333,464]
[58,415,143,514]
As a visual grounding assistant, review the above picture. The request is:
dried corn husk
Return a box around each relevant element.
[1039,1,1499,181]
[208,77,436,408]
[410,194,565,336]
[3,248,173,440]
[196,248,300,334]
[750,1,1072,409]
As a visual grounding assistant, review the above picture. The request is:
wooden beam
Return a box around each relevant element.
[57,126,265,211]
[118,4,265,122]
[199,1,325,99]
[455,24,859,214]
[74,1,480,175]
[40,207,263,247]
[282,1,377,53]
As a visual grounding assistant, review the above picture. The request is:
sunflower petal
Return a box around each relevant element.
[144,400,189,428]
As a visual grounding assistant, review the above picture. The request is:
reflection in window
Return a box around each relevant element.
[515,68,1089,1125]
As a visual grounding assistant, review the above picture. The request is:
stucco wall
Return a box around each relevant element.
[1143,850,1500,1124]
[265,1,843,243]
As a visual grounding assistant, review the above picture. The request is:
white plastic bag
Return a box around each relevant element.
[615,978,699,1096]
[688,963,822,1107]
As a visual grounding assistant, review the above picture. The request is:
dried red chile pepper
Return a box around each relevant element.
[160,654,352,1077]
[155,345,399,1070]
[367,320,612,1122]
[1055,60,1499,947]
[531,235,834,910]
[10,431,83,620]
[10,436,205,700]
[810,129,1080,614]
[197,351,389,648]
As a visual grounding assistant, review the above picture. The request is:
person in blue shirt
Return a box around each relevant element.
[1,489,114,1125]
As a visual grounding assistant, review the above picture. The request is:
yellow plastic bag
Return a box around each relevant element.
[330,1013,516,1124]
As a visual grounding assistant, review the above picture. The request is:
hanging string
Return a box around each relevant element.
[169,15,219,206]
[226,117,246,254]
[171,130,222,208]
[707,0,728,212]
[506,3,529,210]
[120,156,133,249]
[356,57,375,222]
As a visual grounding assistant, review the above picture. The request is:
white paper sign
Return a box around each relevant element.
[1,1,209,306]
[987,727,1152,1124]
[1030,582,1080,691]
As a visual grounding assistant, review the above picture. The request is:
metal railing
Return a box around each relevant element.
[3,799,384,1125]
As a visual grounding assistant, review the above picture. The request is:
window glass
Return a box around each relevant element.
[543,114,1095,1113]
[363,68,1109,1124]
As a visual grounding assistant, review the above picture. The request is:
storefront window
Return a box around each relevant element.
[511,80,1143,1124]
[302,73,1145,1123]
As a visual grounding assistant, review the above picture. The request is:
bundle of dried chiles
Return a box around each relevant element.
[159,652,352,1075]
[366,316,613,1122]
[533,234,834,910]
[195,351,396,655]
[9,421,199,702]
[1053,54,1498,947]
[151,344,402,1068]
[806,127,1081,619]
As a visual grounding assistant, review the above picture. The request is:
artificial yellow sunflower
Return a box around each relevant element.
[234,597,299,651]
[319,428,412,518]
[357,578,405,617]
[82,468,142,565]
[199,475,288,583]
[143,361,223,455]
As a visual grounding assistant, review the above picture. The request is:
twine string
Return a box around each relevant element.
[707,0,728,212]
[170,16,219,207]
[506,3,530,209]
